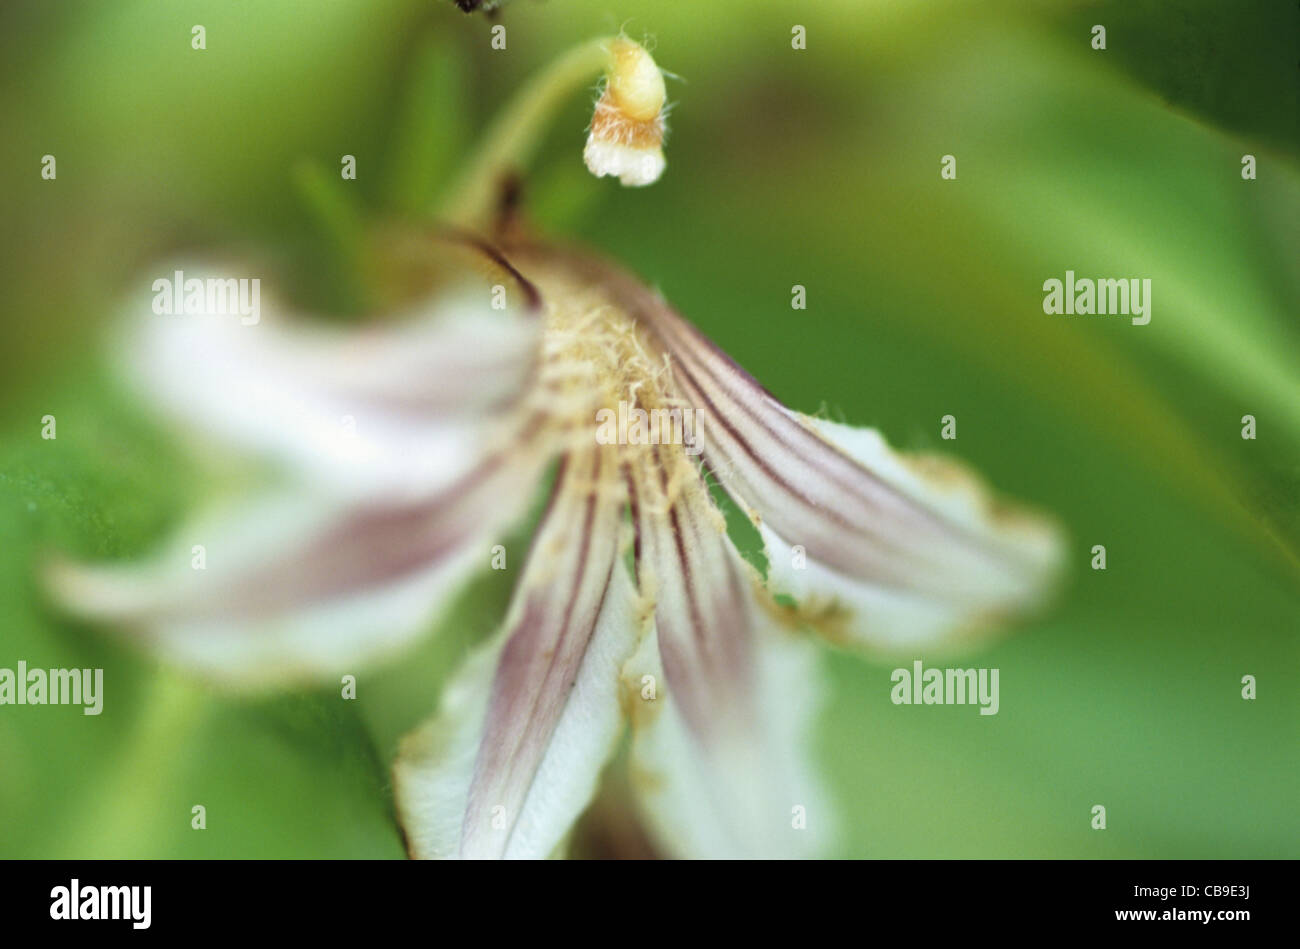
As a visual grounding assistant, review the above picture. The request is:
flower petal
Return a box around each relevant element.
[628,286,1063,651]
[622,586,833,859]
[123,256,540,500]
[754,417,1064,651]
[625,447,832,858]
[47,435,553,687]
[627,446,754,743]
[393,447,642,859]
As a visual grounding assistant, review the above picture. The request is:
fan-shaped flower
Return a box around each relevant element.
[48,36,1063,859]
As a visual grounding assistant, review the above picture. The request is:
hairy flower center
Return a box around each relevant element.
[527,268,703,508]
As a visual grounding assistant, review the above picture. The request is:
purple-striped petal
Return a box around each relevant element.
[626,445,755,743]
[624,620,833,859]
[122,254,541,500]
[624,448,832,857]
[616,274,1062,651]
[394,445,642,859]
[47,432,554,686]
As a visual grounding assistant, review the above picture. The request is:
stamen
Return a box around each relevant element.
[442,36,670,229]
[584,39,668,187]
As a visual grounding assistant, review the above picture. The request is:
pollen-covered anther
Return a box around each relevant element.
[584,38,667,187]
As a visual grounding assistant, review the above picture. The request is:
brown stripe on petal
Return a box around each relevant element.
[648,313,1057,603]
[631,444,757,746]
[659,353,931,588]
[148,414,555,625]
[459,444,626,858]
[649,303,988,549]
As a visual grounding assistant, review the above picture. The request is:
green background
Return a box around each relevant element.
[0,0,1296,858]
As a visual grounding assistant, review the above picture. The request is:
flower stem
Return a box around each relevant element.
[440,36,615,229]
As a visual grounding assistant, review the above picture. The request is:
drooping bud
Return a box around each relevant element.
[583,38,667,187]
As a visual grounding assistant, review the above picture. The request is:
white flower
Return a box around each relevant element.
[48,36,1064,860]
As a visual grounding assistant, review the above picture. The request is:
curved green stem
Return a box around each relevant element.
[440,36,616,230]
